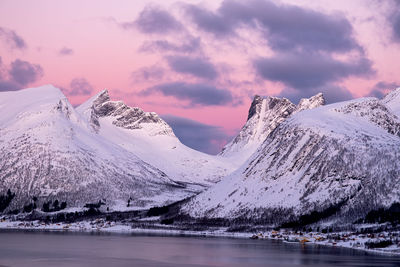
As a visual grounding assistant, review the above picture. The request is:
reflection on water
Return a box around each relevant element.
[0,230,398,267]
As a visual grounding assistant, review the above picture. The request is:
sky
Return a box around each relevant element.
[0,0,399,154]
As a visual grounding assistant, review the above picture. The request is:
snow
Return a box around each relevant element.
[219,93,324,165]
[0,85,197,210]
[254,229,400,256]
[381,87,400,116]
[3,84,400,230]
[76,89,238,186]
[183,96,400,222]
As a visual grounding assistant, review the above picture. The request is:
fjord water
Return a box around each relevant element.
[0,231,398,267]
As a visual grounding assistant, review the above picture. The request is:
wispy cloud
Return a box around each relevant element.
[0,27,26,50]
[140,82,238,107]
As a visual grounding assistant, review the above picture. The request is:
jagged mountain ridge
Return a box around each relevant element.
[77,90,238,186]
[219,93,325,164]
[182,90,400,225]
[78,90,174,136]
[0,85,197,211]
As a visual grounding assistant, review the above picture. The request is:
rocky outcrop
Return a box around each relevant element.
[295,93,325,113]
[219,93,325,164]
[85,90,174,136]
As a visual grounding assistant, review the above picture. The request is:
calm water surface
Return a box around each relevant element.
[0,230,399,267]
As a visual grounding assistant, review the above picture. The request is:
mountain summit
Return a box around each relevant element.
[77,89,174,136]
[220,93,325,164]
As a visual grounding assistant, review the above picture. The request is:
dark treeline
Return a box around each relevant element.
[362,202,400,224]
[0,189,15,212]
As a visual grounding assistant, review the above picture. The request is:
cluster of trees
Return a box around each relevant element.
[42,199,67,212]
[365,239,394,249]
[0,190,70,215]
[22,196,38,213]
[363,203,400,224]
[84,200,105,215]
[280,200,346,228]
[147,205,169,216]
[84,200,105,209]
[0,189,15,212]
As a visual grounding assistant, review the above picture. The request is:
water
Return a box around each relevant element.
[0,230,399,267]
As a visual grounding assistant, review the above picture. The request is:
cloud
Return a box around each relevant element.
[0,58,44,92]
[122,5,183,34]
[393,17,400,41]
[0,27,26,50]
[161,114,231,154]
[59,47,74,56]
[320,85,354,104]
[184,0,361,53]
[166,55,218,79]
[9,59,44,86]
[184,4,235,37]
[68,78,94,96]
[279,85,353,104]
[368,81,400,98]
[139,37,201,53]
[140,82,235,106]
[254,52,375,89]
[389,0,400,42]
[181,0,373,101]
[131,66,165,83]
[0,57,4,78]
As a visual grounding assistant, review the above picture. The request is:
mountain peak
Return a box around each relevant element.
[93,89,110,107]
[77,90,175,136]
[221,95,296,162]
[247,95,265,120]
[220,93,325,163]
[296,92,325,113]
[247,95,293,121]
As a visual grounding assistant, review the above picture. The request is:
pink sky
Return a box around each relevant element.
[0,0,399,153]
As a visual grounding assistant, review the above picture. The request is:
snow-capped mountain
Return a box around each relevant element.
[219,93,325,164]
[182,90,400,225]
[5,84,400,226]
[76,90,237,186]
[0,85,198,211]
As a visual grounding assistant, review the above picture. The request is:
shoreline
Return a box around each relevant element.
[1,219,400,257]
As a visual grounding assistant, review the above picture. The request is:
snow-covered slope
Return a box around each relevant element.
[0,85,196,211]
[381,87,400,116]
[77,90,237,186]
[219,93,325,164]
[182,95,400,225]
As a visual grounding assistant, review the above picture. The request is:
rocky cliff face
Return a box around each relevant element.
[182,94,400,225]
[219,93,325,164]
[79,90,174,136]
[296,93,325,113]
